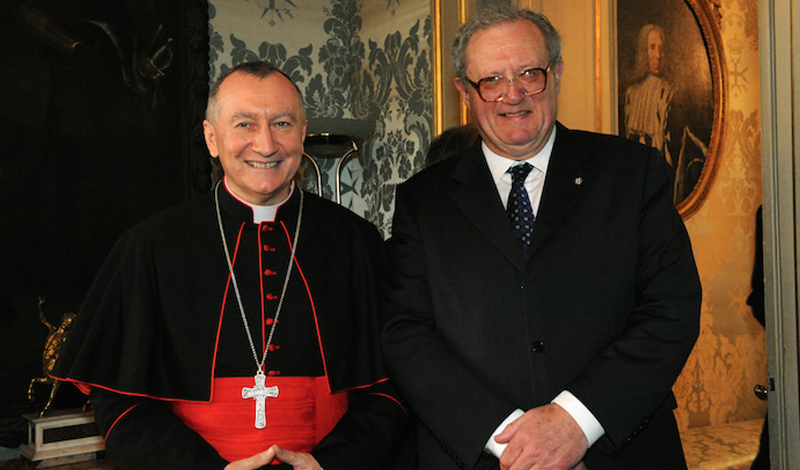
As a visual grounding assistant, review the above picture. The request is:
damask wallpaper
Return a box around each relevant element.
[674,0,767,434]
[208,0,432,236]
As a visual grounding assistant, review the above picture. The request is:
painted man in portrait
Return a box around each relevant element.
[623,23,707,206]
[623,25,677,169]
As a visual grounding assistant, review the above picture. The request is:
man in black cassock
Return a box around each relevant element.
[52,61,407,470]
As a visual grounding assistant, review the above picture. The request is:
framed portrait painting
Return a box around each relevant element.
[616,0,726,218]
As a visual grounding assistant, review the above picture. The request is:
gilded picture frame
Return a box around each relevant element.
[431,0,471,135]
[616,0,726,219]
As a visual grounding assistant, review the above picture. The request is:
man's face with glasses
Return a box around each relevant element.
[455,19,563,161]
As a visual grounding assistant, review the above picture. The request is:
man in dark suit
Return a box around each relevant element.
[382,6,701,470]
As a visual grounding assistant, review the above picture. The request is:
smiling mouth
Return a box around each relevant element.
[246,161,280,169]
[500,110,531,117]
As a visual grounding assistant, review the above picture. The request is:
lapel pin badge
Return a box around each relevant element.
[574,177,583,185]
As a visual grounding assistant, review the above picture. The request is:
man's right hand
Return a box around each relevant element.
[223,445,322,470]
[495,404,588,470]
[224,447,277,470]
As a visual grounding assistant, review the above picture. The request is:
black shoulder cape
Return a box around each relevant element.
[52,187,390,402]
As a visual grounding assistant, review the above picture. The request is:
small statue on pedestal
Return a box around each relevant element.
[27,297,76,417]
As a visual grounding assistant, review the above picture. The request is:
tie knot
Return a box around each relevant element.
[508,163,534,183]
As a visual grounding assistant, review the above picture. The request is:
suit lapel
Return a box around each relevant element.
[448,144,526,270]
[528,124,596,257]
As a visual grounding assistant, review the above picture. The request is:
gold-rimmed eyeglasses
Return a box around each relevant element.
[466,64,551,102]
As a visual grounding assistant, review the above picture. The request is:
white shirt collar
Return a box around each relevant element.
[484,127,556,183]
[223,178,295,224]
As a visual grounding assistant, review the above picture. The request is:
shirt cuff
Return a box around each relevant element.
[484,409,525,457]
[551,390,605,447]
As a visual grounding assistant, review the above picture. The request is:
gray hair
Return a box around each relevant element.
[205,61,305,122]
[633,24,667,80]
[452,6,562,82]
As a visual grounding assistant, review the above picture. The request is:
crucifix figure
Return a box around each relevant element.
[242,370,279,429]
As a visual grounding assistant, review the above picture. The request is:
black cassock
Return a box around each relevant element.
[53,183,407,470]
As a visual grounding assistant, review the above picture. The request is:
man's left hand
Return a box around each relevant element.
[268,445,323,470]
[494,403,588,470]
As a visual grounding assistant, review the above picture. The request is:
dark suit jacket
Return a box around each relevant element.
[382,123,701,470]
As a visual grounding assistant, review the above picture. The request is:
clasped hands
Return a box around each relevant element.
[495,403,589,470]
[224,445,321,470]
[223,403,588,470]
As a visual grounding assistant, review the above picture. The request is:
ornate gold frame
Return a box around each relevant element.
[613,0,727,218]
[672,0,727,219]
[431,0,468,135]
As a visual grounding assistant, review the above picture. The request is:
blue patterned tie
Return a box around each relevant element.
[507,163,535,257]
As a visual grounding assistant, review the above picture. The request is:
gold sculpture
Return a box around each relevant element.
[27,297,76,417]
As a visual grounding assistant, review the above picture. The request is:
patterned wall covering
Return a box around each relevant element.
[208,0,432,237]
[673,0,766,431]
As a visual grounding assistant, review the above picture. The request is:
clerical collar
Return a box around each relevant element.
[484,126,556,184]
[222,177,295,224]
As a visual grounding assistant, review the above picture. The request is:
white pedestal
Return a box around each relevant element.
[21,409,104,468]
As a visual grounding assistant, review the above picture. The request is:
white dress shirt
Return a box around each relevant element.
[481,128,606,457]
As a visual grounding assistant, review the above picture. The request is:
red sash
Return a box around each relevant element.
[172,376,348,462]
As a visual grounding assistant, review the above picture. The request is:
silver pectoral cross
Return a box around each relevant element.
[242,370,279,429]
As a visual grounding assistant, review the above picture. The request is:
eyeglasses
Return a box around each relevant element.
[466,64,551,102]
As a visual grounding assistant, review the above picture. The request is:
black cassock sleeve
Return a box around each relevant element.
[90,388,230,470]
[311,381,411,470]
